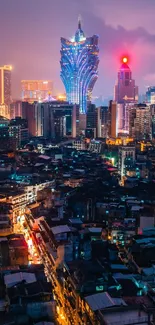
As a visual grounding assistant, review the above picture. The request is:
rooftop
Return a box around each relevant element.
[100,309,149,325]
[85,291,126,311]
[4,272,37,288]
[7,280,52,299]
[51,225,71,235]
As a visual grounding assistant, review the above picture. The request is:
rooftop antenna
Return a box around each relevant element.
[78,14,82,29]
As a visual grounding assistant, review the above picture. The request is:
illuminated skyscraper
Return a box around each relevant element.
[114,57,138,103]
[0,65,12,106]
[60,18,99,114]
[21,80,53,102]
[114,58,138,134]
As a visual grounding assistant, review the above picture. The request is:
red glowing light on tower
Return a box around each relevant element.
[122,57,128,64]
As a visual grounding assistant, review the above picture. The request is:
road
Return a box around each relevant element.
[16,217,75,325]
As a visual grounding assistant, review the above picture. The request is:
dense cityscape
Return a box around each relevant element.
[1,3,155,325]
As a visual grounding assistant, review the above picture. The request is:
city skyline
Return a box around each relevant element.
[1,0,155,100]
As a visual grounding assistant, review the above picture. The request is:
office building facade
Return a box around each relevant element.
[21,80,53,102]
[22,102,36,136]
[129,104,152,140]
[60,19,99,114]
[0,116,10,150]
[9,117,28,149]
[22,101,79,139]
[117,103,131,135]
[86,104,98,138]
[118,146,135,177]
[146,86,155,104]
[108,100,117,138]
[151,104,155,138]
[97,106,108,138]
[86,105,108,139]
[0,65,12,106]
[10,101,22,119]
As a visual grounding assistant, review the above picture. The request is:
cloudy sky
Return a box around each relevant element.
[0,0,155,99]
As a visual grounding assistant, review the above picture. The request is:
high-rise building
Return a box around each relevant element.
[86,105,108,138]
[100,106,108,125]
[22,102,36,136]
[114,57,138,134]
[146,86,155,104]
[86,104,97,138]
[21,80,53,102]
[151,104,155,138]
[10,101,22,119]
[114,58,138,103]
[98,106,108,138]
[60,18,99,114]
[129,104,152,140]
[9,117,28,149]
[128,105,136,138]
[118,146,135,177]
[108,100,117,138]
[0,116,10,150]
[0,65,12,106]
[22,101,79,139]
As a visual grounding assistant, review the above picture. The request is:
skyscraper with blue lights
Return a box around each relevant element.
[60,19,99,114]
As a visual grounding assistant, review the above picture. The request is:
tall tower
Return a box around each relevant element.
[60,18,99,114]
[114,57,138,103]
[0,65,12,105]
[114,57,138,134]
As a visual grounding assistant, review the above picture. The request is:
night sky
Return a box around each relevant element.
[0,0,155,99]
